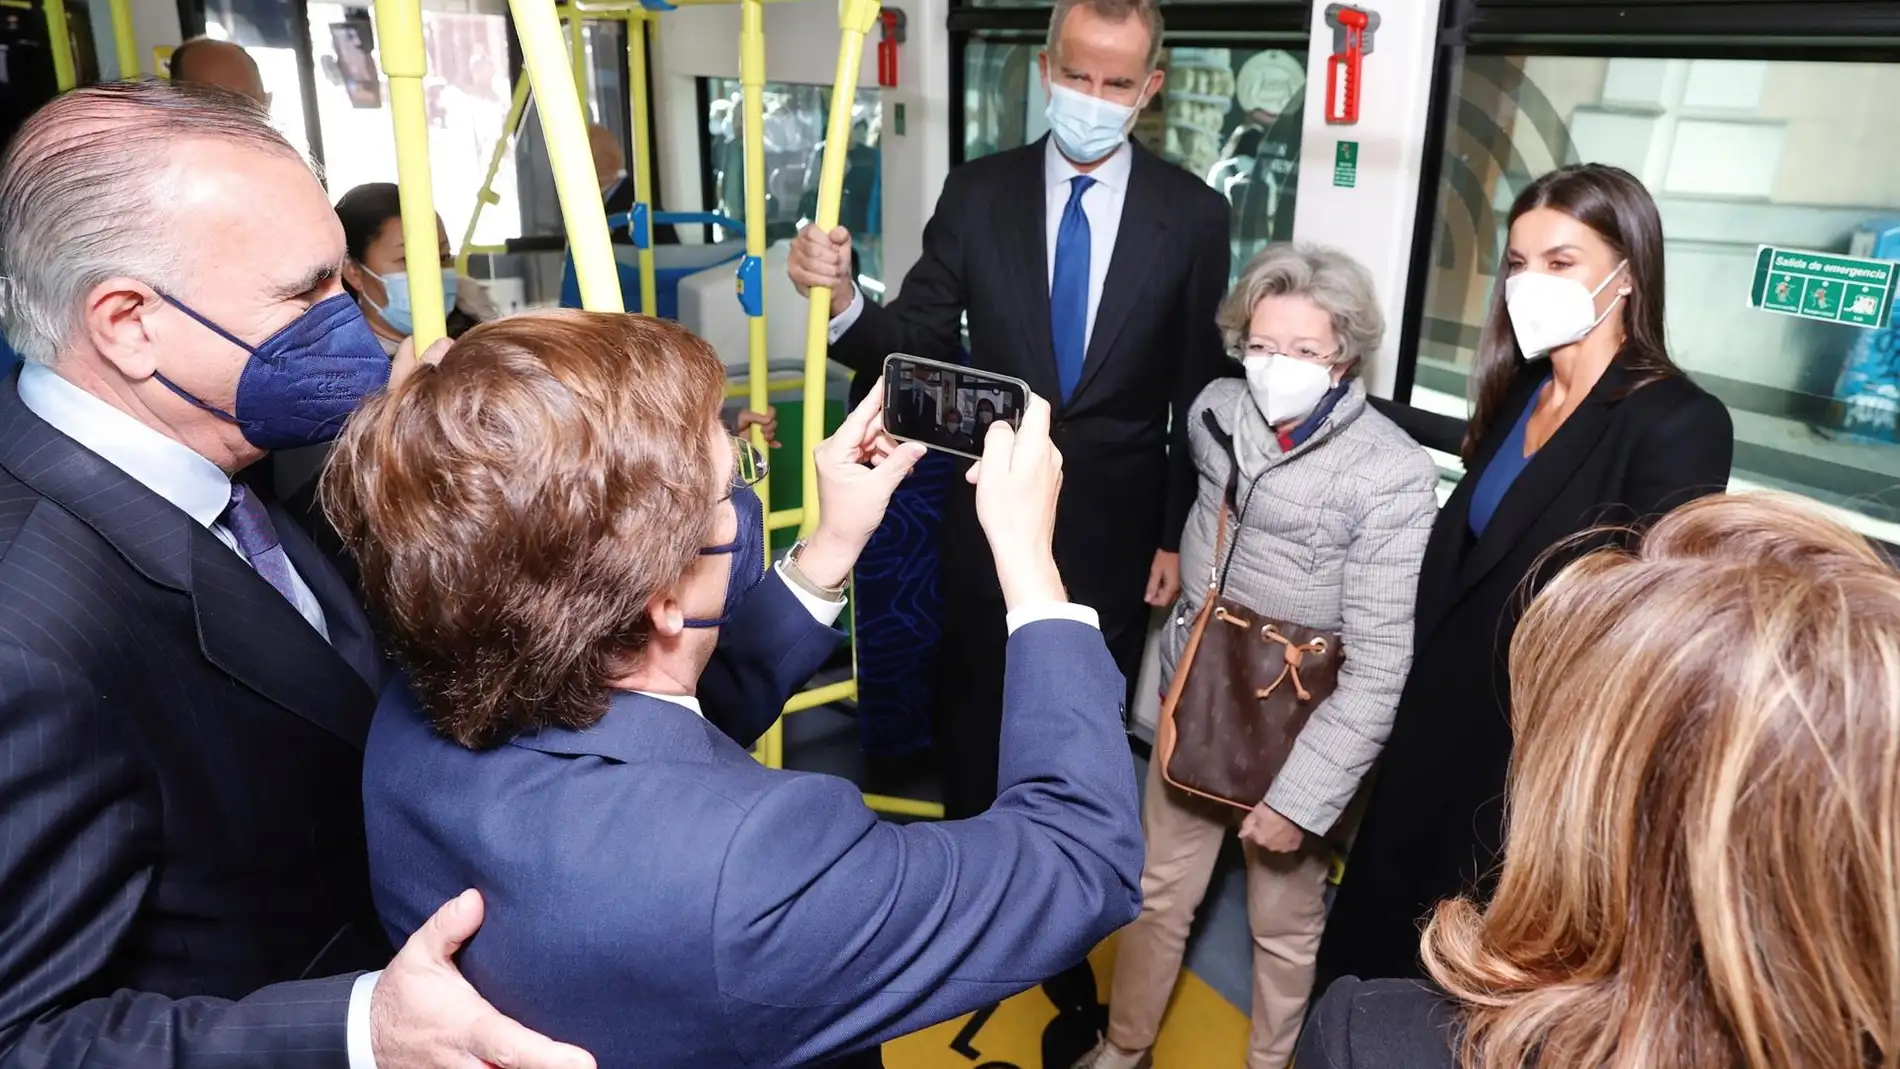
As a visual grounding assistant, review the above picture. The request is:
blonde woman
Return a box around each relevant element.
[1079,244,1437,1069]
[1301,493,1900,1069]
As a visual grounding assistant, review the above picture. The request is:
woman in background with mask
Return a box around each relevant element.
[335,182,495,352]
[1079,244,1437,1069]
[1314,163,1734,988]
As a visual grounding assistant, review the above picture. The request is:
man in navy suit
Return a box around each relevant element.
[0,82,585,1069]
[328,311,1144,1069]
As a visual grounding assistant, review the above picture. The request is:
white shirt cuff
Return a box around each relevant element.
[1005,602,1101,635]
[775,560,847,628]
[346,970,381,1069]
[826,285,865,344]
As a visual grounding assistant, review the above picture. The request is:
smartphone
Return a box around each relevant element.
[882,353,1030,460]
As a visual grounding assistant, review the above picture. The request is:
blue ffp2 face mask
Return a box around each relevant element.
[1044,82,1140,164]
[684,481,767,629]
[370,268,460,338]
[155,291,393,450]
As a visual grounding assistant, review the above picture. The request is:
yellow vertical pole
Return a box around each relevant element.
[457,70,534,276]
[376,0,448,349]
[106,0,138,77]
[513,0,621,311]
[626,11,658,316]
[738,0,783,768]
[43,0,75,91]
[800,0,880,537]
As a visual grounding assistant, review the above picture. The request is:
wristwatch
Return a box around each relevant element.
[782,540,848,602]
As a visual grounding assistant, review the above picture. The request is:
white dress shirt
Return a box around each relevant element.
[16,364,330,640]
[828,139,1133,347]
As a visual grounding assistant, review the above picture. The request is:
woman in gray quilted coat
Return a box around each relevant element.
[1078,244,1439,1069]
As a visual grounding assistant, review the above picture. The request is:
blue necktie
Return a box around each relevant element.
[222,483,301,609]
[1050,175,1095,403]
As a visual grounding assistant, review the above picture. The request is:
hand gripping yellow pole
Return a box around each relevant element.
[42,0,75,91]
[800,0,880,539]
[512,0,622,312]
[626,11,658,316]
[376,0,449,349]
[106,0,138,78]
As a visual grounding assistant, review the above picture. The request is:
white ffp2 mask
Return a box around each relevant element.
[1504,261,1627,357]
[1245,353,1334,427]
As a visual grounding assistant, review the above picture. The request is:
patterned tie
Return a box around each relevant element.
[221,483,301,608]
[1050,174,1096,403]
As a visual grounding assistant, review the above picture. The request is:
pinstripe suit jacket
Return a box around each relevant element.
[0,372,390,1068]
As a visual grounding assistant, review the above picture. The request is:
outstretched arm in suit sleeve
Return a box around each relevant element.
[710,617,1144,1068]
[696,570,846,749]
[0,643,359,1069]
[828,173,973,375]
[1162,197,1234,553]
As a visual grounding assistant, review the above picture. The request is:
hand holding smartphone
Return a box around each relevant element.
[881,353,1030,460]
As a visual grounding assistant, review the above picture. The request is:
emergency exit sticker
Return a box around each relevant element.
[1333,141,1359,188]
[1750,245,1897,329]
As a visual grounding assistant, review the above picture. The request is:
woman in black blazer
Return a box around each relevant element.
[1314,163,1734,985]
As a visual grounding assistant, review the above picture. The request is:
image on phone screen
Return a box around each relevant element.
[882,354,1028,459]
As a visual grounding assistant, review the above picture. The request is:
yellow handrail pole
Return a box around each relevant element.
[512,0,623,311]
[153,44,172,77]
[800,0,879,538]
[43,0,75,91]
[457,70,534,276]
[737,0,783,768]
[106,0,138,77]
[626,11,658,315]
[376,0,449,349]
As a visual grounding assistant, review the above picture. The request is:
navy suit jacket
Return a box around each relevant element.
[0,373,391,1067]
[365,582,1143,1069]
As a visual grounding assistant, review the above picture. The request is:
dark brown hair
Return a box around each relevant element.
[1463,163,1684,460]
[322,311,728,748]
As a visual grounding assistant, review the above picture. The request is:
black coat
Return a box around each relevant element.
[829,136,1230,611]
[1296,977,1461,1069]
[0,374,391,1067]
[1316,358,1733,984]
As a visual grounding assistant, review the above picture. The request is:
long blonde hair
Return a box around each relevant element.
[1422,493,1900,1069]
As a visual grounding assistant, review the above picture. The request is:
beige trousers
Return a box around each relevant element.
[1105,757,1331,1069]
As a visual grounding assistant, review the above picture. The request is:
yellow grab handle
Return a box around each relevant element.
[376,0,449,349]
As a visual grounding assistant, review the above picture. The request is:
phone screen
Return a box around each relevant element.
[883,355,1027,458]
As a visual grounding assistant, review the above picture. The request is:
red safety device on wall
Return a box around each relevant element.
[877,8,906,88]
[1323,4,1379,125]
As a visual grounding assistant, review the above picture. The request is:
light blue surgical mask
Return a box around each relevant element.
[367,268,459,337]
[1044,82,1141,164]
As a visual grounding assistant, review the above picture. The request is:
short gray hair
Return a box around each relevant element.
[0,80,301,365]
[1218,243,1384,372]
[1047,0,1164,72]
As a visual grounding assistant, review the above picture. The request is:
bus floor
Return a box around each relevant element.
[783,695,1256,1068]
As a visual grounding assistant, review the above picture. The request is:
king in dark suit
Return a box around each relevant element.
[0,82,585,1069]
[789,0,1231,823]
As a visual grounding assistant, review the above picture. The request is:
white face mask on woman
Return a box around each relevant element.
[1504,260,1627,357]
[1244,352,1335,427]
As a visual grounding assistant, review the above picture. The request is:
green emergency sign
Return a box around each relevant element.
[1750,245,1897,330]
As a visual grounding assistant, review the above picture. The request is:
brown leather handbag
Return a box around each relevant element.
[1155,497,1346,812]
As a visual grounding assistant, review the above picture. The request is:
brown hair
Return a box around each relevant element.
[1046,0,1165,71]
[1463,164,1684,460]
[322,311,728,748]
[1423,493,1900,1069]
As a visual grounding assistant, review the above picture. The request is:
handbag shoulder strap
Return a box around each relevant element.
[1199,407,1252,595]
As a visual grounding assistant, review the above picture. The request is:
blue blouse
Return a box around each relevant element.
[1468,379,1548,538]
